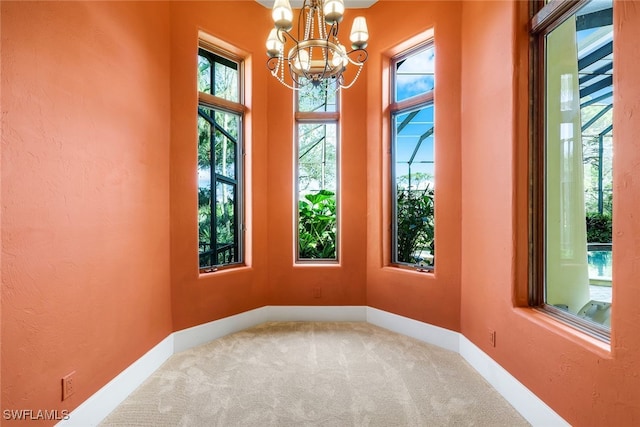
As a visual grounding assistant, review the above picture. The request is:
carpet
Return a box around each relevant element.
[100,322,529,426]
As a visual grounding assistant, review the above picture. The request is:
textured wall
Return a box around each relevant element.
[3,1,640,425]
[460,1,640,425]
[1,1,173,419]
[169,0,367,318]
[169,1,271,331]
[264,15,368,308]
[365,1,463,332]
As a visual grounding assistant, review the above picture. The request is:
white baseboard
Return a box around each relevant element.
[172,306,367,353]
[58,306,568,427]
[459,336,570,427]
[369,308,568,427]
[266,305,367,322]
[366,306,460,353]
[173,306,269,353]
[56,334,174,427]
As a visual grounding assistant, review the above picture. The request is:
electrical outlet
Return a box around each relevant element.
[489,330,496,347]
[312,287,322,298]
[62,371,75,401]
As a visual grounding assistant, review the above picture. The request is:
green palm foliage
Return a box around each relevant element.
[396,185,434,266]
[298,190,337,259]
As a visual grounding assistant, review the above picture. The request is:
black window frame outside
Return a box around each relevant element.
[529,0,612,342]
[197,45,246,273]
[390,41,436,272]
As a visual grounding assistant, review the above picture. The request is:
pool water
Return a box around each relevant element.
[588,250,612,280]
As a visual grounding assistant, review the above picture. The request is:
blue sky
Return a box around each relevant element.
[394,46,436,188]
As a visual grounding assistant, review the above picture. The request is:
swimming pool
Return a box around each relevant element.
[588,250,612,280]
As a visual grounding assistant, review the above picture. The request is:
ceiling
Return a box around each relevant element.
[256,0,377,8]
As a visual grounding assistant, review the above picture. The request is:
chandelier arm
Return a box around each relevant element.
[277,28,300,49]
[345,48,368,66]
[328,22,339,41]
[266,56,281,73]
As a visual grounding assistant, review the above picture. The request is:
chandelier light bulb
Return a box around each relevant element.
[266,29,283,58]
[331,51,342,68]
[323,0,345,25]
[272,0,293,31]
[331,44,348,68]
[293,49,311,72]
[349,16,369,49]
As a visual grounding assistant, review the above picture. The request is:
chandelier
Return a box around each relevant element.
[265,0,369,90]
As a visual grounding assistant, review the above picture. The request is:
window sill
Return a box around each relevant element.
[514,307,612,358]
[383,264,435,277]
[294,261,341,268]
[198,264,250,278]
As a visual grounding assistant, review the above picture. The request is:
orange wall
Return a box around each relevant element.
[460,1,640,425]
[4,1,640,425]
[169,1,271,330]
[365,1,462,332]
[1,0,3,413]
[1,0,173,420]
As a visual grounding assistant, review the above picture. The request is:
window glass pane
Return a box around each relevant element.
[214,59,239,102]
[216,182,237,265]
[198,49,239,102]
[297,78,338,112]
[197,106,241,269]
[198,55,211,94]
[297,123,337,260]
[395,45,435,103]
[393,105,435,267]
[214,111,239,180]
[198,116,213,268]
[544,0,612,328]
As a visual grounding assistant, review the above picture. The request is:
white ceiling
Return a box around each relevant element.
[256,0,377,8]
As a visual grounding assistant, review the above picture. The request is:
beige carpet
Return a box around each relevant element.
[101,322,529,426]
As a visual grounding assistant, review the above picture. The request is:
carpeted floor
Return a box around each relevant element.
[101,322,529,426]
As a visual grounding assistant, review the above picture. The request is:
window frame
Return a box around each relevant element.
[197,44,246,273]
[294,83,341,263]
[529,0,612,342]
[390,41,436,272]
